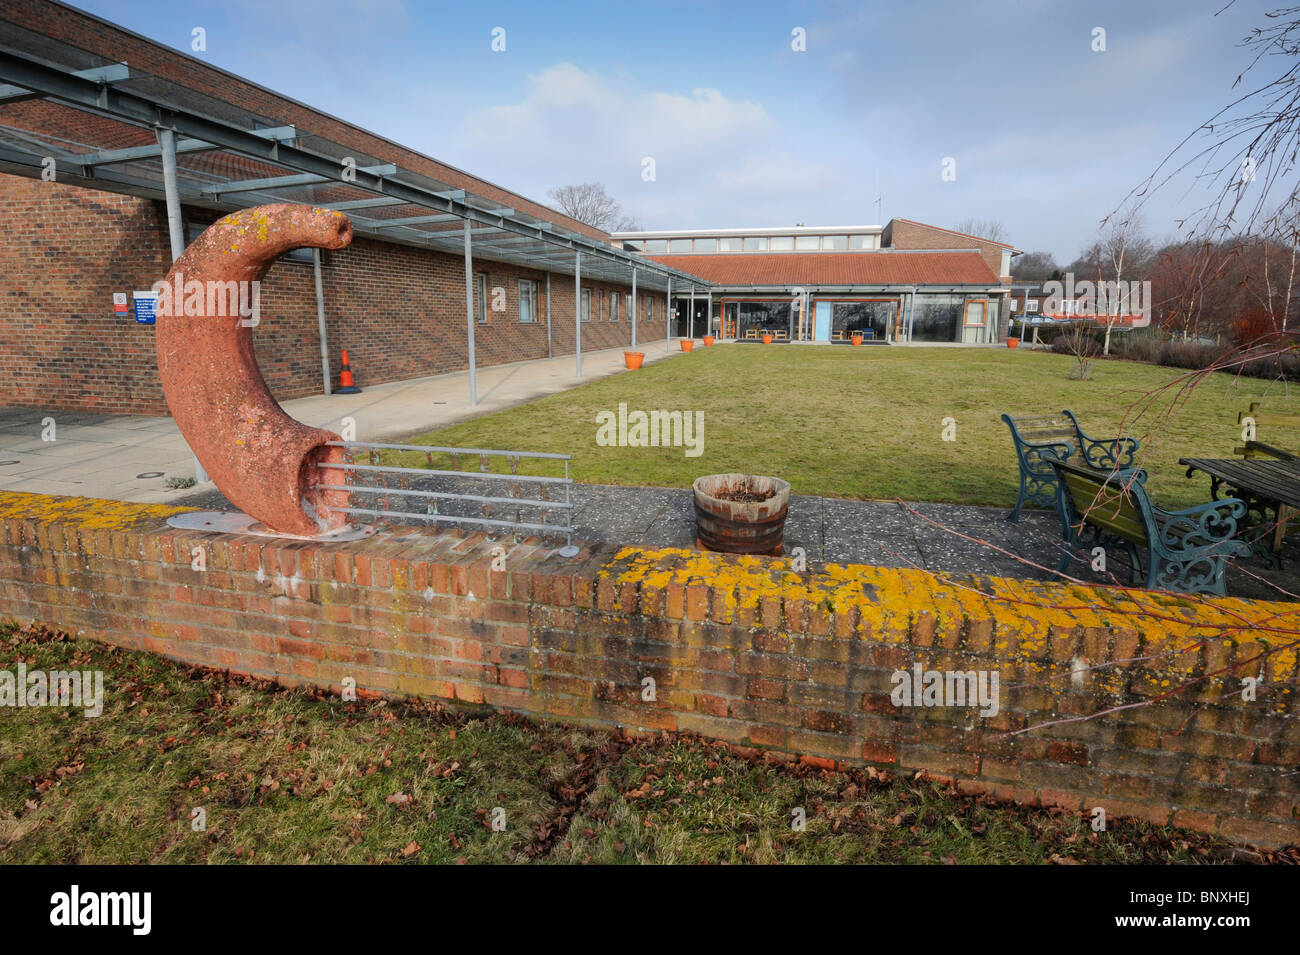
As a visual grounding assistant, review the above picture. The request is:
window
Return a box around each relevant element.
[719,237,742,252]
[581,288,592,322]
[669,238,692,253]
[622,240,644,251]
[626,294,633,322]
[769,236,795,251]
[475,273,487,324]
[519,279,537,323]
[849,235,873,250]
[743,236,767,252]
[695,238,717,252]
[795,236,819,251]
[964,299,988,327]
[610,292,619,322]
[823,235,848,250]
[646,299,655,322]
[645,239,668,253]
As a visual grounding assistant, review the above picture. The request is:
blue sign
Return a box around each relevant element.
[132,291,157,325]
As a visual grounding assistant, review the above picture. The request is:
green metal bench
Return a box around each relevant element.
[1002,410,1140,522]
[1045,456,1251,596]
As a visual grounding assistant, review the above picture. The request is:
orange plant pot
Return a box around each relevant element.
[680,339,695,352]
[1006,337,1021,349]
[761,334,774,344]
[702,335,715,346]
[624,351,645,369]
[851,334,864,346]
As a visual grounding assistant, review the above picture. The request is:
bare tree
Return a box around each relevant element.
[953,218,1010,244]
[546,183,641,232]
[1010,250,1060,281]
[1121,7,1300,248]
[1098,209,1156,355]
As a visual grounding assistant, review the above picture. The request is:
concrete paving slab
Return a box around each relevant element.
[0,343,681,502]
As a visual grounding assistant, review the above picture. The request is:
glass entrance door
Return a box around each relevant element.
[814,301,832,341]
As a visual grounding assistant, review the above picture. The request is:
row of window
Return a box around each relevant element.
[623,234,879,254]
[581,288,656,323]
[473,275,656,324]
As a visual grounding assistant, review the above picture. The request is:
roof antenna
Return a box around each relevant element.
[875,172,883,224]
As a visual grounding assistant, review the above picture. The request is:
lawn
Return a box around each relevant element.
[2,623,1277,864]
[397,345,1300,510]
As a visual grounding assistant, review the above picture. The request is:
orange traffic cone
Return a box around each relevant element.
[336,349,361,394]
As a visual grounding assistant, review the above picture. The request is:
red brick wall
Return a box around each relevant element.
[0,177,171,414]
[0,176,664,414]
[885,220,1010,282]
[1,491,1296,848]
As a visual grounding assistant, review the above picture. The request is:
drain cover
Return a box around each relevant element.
[136,471,165,479]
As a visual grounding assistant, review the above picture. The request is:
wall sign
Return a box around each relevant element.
[113,292,128,315]
[132,291,158,325]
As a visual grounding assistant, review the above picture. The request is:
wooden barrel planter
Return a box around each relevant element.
[680,338,695,352]
[761,333,774,344]
[624,351,645,369]
[702,334,715,346]
[693,473,791,555]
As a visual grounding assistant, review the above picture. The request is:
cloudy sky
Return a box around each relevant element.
[76,0,1279,261]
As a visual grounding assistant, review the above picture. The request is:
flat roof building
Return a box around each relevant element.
[615,221,1019,344]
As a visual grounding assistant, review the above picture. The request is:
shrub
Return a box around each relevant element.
[1111,327,1167,363]
[1235,347,1300,380]
[1230,307,1282,349]
[1157,340,1227,370]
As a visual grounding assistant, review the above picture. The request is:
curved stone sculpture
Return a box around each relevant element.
[156,204,354,536]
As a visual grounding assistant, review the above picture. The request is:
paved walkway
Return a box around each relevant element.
[0,343,677,504]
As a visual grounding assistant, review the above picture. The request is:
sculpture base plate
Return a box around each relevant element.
[166,511,376,541]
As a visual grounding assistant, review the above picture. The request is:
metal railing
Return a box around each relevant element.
[316,441,578,555]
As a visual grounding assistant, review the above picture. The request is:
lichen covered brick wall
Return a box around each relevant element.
[0,491,1296,847]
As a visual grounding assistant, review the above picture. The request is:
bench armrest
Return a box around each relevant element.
[1023,441,1074,474]
[1079,434,1140,469]
[1064,410,1140,469]
[1154,497,1252,556]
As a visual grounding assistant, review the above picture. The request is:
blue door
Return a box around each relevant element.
[814,301,832,341]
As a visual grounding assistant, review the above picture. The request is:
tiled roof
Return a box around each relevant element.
[645,251,1000,286]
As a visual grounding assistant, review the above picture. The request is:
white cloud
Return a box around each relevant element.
[715,154,841,195]
[451,63,839,229]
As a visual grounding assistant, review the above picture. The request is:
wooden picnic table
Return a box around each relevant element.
[1179,455,1300,553]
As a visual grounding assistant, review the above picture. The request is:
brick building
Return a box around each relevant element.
[0,1,1019,418]
[617,222,1018,344]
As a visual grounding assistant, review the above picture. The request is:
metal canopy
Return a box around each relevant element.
[0,32,712,294]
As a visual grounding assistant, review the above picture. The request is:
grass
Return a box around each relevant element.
[395,345,1300,510]
[3,622,1287,865]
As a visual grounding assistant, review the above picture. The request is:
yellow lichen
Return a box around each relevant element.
[599,545,1300,678]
